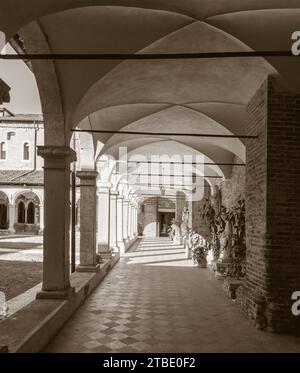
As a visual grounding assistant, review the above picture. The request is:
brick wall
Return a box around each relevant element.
[241,76,300,334]
[221,156,245,210]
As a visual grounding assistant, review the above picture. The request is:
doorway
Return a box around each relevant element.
[159,212,175,237]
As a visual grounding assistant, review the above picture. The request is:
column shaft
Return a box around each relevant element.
[117,196,125,255]
[77,171,99,272]
[8,204,15,233]
[123,199,129,242]
[97,184,112,258]
[109,191,118,251]
[36,146,76,299]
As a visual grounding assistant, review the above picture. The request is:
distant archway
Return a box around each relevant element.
[15,191,41,234]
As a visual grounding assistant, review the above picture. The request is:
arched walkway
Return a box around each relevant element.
[44,237,300,353]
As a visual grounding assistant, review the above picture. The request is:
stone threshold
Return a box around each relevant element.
[0,254,120,353]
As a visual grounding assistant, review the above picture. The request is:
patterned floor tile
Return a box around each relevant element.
[44,237,300,353]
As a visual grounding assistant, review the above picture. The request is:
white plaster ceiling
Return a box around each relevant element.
[1,1,299,184]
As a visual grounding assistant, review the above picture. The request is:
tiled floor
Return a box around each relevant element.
[44,237,300,353]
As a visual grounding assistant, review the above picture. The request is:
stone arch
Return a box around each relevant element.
[14,191,41,233]
[17,22,68,146]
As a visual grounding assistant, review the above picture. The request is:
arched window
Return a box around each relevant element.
[23,142,30,160]
[27,202,35,224]
[18,202,25,223]
[0,142,6,160]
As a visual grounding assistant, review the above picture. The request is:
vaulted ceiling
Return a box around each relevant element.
[1,1,299,188]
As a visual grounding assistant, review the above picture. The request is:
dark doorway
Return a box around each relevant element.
[0,203,8,229]
[27,202,35,224]
[159,212,175,237]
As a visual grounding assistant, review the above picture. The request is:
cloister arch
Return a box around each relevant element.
[14,191,41,225]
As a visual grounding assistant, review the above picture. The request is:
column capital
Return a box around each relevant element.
[97,184,111,194]
[123,199,130,203]
[77,170,98,180]
[110,190,119,197]
[77,170,98,186]
[117,195,124,201]
[37,145,76,169]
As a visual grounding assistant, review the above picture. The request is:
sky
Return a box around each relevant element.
[0,44,42,114]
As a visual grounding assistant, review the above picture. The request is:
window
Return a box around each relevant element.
[0,142,6,160]
[23,142,30,160]
[18,202,25,223]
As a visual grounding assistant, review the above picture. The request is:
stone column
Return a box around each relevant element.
[117,195,125,255]
[109,191,119,251]
[39,204,44,234]
[132,205,136,236]
[128,202,134,240]
[97,183,111,258]
[36,146,76,299]
[8,203,15,233]
[123,199,129,242]
[242,76,300,334]
[134,204,138,236]
[76,171,99,272]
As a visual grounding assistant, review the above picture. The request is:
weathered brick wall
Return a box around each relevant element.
[221,156,245,210]
[241,76,300,334]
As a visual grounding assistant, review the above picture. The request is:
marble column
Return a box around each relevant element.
[117,195,125,255]
[76,171,99,272]
[36,146,76,299]
[8,203,14,233]
[135,205,139,235]
[109,191,119,251]
[123,199,129,242]
[128,202,133,240]
[97,183,112,258]
[39,204,44,234]
[132,204,137,236]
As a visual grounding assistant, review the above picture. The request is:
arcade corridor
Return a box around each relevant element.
[44,238,300,353]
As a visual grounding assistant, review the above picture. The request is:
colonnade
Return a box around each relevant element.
[35,146,139,300]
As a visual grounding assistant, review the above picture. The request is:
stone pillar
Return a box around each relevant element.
[241,76,300,334]
[36,146,76,299]
[133,204,138,236]
[39,204,44,234]
[129,202,134,239]
[97,183,111,258]
[109,191,119,251]
[117,195,125,255]
[132,203,136,237]
[76,171,99,272]
[123,199,129,242]
[8,203,15,233]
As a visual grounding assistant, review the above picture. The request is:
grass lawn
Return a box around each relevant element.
[0,260,43,300]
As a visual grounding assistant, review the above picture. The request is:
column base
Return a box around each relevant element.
[118,242,125,255]
[76,264,100,273]
[36,287,75,300]
[98,244,113,259]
